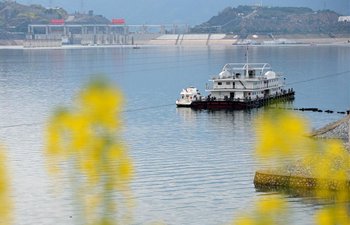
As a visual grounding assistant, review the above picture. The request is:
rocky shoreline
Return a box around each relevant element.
[311,114,350,150]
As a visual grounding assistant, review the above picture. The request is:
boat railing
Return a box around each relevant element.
[200,88,294,103]
[211,75,269,81]
[221,63,273,76]
[211,72,285,81]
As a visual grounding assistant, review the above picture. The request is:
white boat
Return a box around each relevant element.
[176,62,294,110]
[207,62,288,101]
[175,86,202,107]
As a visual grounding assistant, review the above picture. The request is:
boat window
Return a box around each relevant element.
[248,70,255,77]
[226,82,230,85]
[218,82,222,85]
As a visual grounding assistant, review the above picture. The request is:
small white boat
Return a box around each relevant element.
[175,86,202,107]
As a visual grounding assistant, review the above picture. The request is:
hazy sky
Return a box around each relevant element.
[17,0,350,25]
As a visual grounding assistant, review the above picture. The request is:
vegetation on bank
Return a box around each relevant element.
[192,5,350,36]
[1,2,350,40]
[0,1,110,39]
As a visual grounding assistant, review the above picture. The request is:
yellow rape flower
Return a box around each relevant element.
[233,196,287,225]
[78,80,123,131]
[249,109,350,225]
[257,195,286,215]
[45,78,133,225]
[234,217,254,225]
[0,148,12,224]
[255,110,309,160]
[316,205,350,225]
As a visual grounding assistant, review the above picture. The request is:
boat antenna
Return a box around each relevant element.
[245,45,249,78]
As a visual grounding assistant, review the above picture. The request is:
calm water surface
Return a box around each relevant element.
[0,45,349,225]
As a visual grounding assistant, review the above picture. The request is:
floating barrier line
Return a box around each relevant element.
[0,104,175,130]
[122,103,174,112]
[0,105,348,130]
[269,106,350,115]
[0,122,43,129]
[286,70,350,86]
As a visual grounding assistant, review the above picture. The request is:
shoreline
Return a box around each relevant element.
[0,36,349,50]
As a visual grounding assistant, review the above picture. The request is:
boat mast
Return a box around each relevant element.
[245,45,249,78]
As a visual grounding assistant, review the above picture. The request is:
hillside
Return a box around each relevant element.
[0,1,110,39]
[192,5,350,35]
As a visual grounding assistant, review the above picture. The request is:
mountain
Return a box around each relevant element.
[192,5,350,35]
[0,1,110,39]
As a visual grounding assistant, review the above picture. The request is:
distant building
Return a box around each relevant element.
[338,16,350,22]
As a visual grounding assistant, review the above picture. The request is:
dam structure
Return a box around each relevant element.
[25,23,190,47]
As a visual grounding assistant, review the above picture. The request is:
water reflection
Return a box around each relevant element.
[176,108,199,123]
[176,107,259,125]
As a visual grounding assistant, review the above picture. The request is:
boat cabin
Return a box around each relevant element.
[206,63,285,101]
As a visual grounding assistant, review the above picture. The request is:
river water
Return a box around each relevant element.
[0,45,349,225]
